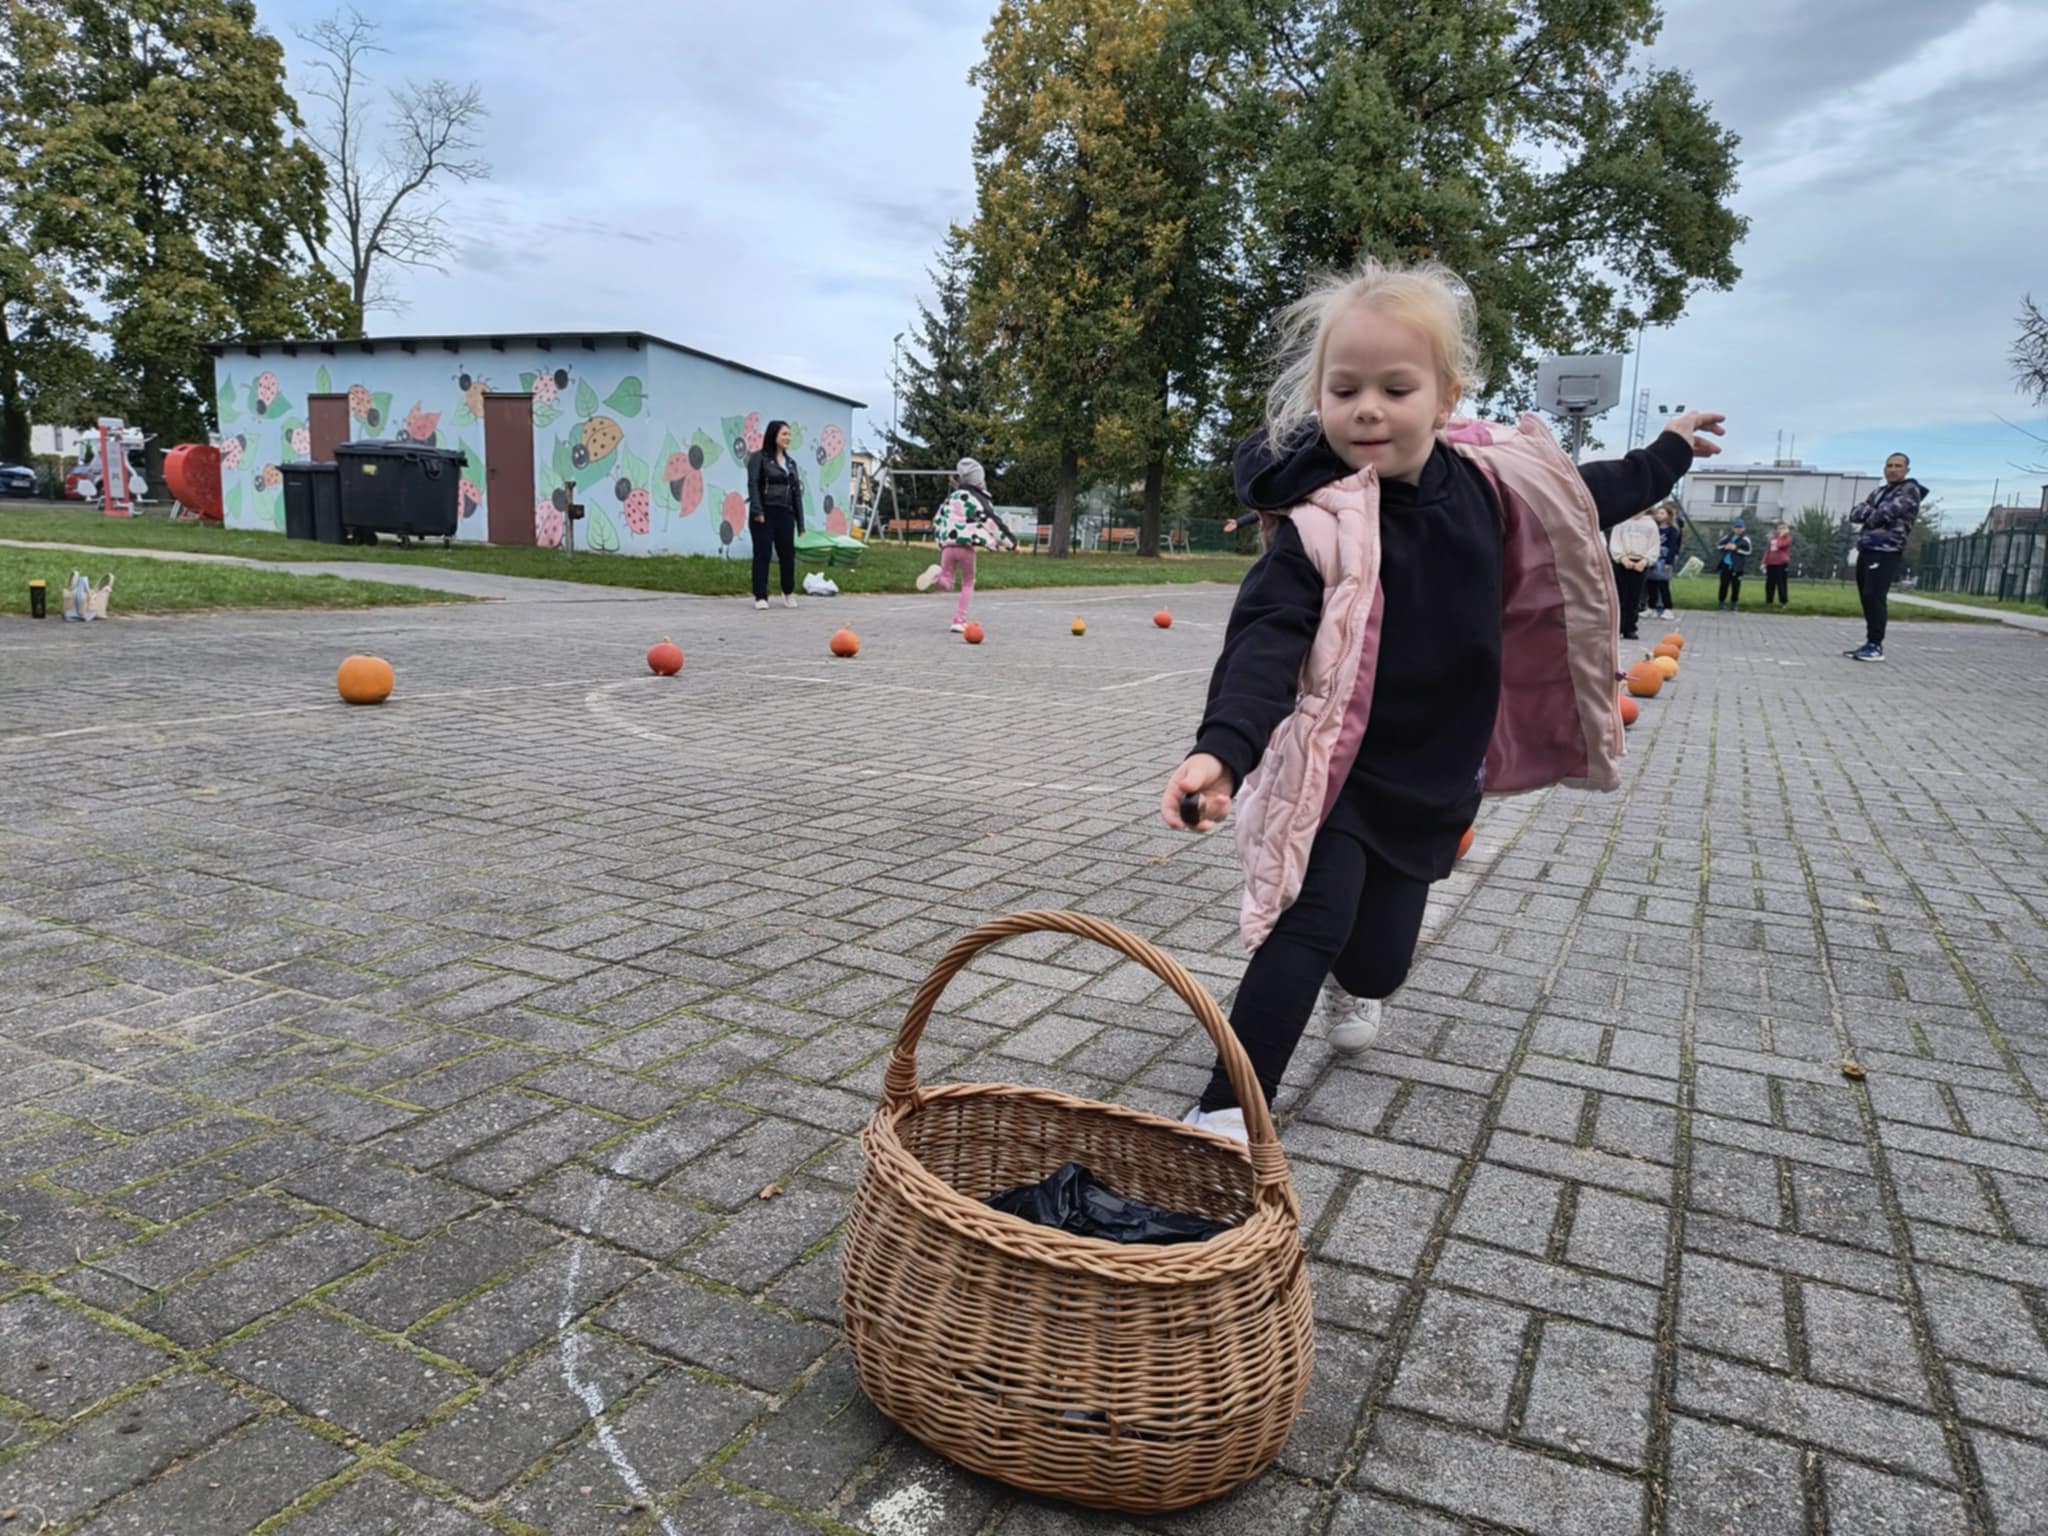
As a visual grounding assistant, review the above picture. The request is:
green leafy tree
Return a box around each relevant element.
[8,0,349,452]
[1202,0,1747,408]
[1788,504,1846,579]
[966,0,1210,557]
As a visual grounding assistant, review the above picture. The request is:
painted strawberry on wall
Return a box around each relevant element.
[824,493,847,536]
[816,423,845,463]
[255,371,280,415]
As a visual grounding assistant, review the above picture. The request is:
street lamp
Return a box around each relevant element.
[890,332,903,450]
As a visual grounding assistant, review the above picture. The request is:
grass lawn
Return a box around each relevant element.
[1887,589,2048,617]
[1662,575,1992,623]
[0,547,469,615]
[0,502,1251,595]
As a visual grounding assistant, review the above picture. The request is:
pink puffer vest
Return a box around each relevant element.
[1233,415,1623,950]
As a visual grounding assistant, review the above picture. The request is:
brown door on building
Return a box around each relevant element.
[307,394,350,461]
[482,393,536,544]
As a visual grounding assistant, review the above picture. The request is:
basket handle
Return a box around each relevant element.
[881,910,1291,1194]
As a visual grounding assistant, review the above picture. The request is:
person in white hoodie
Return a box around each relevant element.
[1609,508,1661,642]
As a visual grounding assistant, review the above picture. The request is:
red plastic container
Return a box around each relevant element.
[163,444,223,521]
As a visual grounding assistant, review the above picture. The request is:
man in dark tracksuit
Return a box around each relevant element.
[1846,452,1925,662]
[1716,519,1753,609]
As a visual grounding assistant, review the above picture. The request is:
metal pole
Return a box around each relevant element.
[1625,321,1644,449]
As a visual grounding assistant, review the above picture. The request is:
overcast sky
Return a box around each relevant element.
[264,0,2048,526]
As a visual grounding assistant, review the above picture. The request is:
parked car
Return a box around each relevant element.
[0,462,36,498]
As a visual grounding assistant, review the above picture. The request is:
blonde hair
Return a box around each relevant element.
[1264,258,1482,450]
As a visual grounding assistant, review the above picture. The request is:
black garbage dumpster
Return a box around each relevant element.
[280,462,344,544]
[334,440,464,544]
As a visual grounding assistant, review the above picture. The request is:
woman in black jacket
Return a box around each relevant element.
[747,420,804,609]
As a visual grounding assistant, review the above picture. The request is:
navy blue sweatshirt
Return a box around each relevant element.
[1194,428,1693,882]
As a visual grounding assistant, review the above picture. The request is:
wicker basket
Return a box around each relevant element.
[840,911,1314,1513]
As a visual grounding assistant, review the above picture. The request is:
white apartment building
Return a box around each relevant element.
[1677,459,1884,528]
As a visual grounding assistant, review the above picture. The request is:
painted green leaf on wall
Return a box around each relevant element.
[370,393,393,431]
[785,421,804,452]
[224,484,241,522]
[551,438,575,489]
[721,415,745,455]
[533,401,562,430]
[519,371,537,392]
[265,488,284,531]
[573,448,618,492]
[218,375,239,425]
[604,377,644,417]
[315,365,332,394]
[690,429,723,469]
[462,439,483,483]
[618,448,648,490]
[585,502,620,552]
[451,400,475,428]
[818,452,845,488]
[575,378,599,418]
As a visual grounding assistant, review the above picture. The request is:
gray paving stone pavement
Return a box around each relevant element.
[1,585,2045,1534]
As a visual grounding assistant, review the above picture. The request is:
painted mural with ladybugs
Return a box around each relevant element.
[212,341,855,556]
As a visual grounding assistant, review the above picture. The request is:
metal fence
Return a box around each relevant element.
[1918,528,2048,604]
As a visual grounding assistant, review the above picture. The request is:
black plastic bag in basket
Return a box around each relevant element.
[986,1161,1228,1245]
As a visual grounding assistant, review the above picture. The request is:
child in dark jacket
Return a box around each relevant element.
[1716,520,1753,610]
[1158,258,1722,1143]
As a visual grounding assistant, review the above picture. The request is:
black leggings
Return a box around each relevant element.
[1645,577,1672,612]
[1858,550,1902,645]
[750,509,797,599]
[1614,564,1646,638]
[1201,805,1431,1113]
[1718,569,1742,606]
[1764,566,1789,605]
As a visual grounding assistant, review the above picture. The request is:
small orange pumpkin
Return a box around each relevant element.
[1153,610,1173,629]
[963,622,985,645]
[1660,631,1684,650]
[829,626,860,658]
[1071,618,1086,636]
[336,654,394,706]
[646,637,684,676]
[1625,660,1664,698]
[1456,826,1475,860]
[1652,640,1681,662]
[1652,654,1679,681]
[1620,694,1640,727]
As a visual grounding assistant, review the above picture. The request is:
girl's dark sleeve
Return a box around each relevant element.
[746,451,764,522]
[1190,519,1322,791]
[1577,431,1695,529]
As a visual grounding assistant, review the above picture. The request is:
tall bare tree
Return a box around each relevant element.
[298,8,489,331]
[2013,294,2048,406]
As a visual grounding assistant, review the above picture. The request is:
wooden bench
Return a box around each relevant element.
[883,518,934,541]
[1100,527,1139,551]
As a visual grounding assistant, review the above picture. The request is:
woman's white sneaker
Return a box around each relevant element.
[1322,980,1382,1055]
[1180,1105,1248,1143]
[753,599,770,610]
[916,563,943,591]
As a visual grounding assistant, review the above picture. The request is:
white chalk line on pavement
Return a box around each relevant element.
[559,1149,684,1536]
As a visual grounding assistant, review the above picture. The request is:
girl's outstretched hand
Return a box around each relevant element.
[1161,753,1233,832]
[1663,410,1727,458]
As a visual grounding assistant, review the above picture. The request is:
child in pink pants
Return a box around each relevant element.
[917,457,1016,632]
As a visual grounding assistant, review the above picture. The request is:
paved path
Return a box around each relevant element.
[1,589,2045,1535]
[0,537,661,603]
[1893,591,2048,632]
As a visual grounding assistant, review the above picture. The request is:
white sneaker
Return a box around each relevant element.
[916,563,942,591]
[1322,979,1382,1055]
[1180,1105,1248,1144]
[1661,608,1675,619]
[754,599,769,610]
[949,622,967,633]
[782,593,799,608]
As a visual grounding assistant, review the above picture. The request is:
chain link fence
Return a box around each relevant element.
[1918,527,2048,604]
